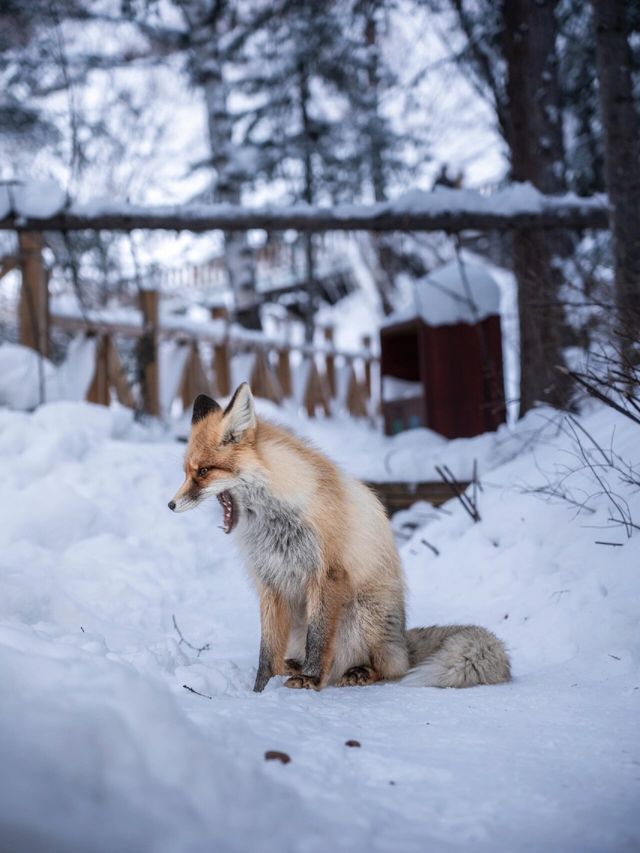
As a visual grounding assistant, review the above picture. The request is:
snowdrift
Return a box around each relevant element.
[0,399,637,852]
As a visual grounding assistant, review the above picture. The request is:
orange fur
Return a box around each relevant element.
[170,384,510,692]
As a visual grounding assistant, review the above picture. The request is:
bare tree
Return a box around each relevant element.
[591,0,640,359]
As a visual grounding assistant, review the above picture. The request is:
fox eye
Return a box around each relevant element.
[197,467,209,478]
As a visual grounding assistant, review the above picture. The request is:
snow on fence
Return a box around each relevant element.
[0,182,609,233]
[49,296,375,419]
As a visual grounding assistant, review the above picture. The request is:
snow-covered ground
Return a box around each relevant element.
[0,398,638,853]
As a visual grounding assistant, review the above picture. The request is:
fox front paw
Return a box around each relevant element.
[283,658,303,675]
[283,674,321,690]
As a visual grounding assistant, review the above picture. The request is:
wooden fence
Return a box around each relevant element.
[47,292,376,418]
[5,188,609,417]
[8,229,374,417]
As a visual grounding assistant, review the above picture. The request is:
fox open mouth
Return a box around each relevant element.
[217,490,237,534]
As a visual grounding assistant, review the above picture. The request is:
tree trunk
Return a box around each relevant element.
[503,0,573,416]
[591,0,640,355]
[187,4,261,331]
[363,9,395,316]
[299,62,319,343]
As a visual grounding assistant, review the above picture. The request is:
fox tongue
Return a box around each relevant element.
[217,490,234,534]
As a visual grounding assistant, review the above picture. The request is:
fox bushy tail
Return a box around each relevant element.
[403,625,511,688]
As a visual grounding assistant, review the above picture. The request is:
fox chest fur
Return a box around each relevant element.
[235,480,320,599]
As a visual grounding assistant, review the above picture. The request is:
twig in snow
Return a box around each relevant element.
[607,517,640,531]
[557,365,640,428]
[182,684,212,700]
[172,614,211,657]
[420,538,440,556]
[435,464,481,522]
[564,418,635,538]
[595,541,623,547]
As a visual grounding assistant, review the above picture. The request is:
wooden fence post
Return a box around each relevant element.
[361,334,372,400]
[304,359,331,417]
[106,337,135,408]
[277,346,292,397]
[250,348,283,404]
[345,360,368,418]
[18,231,49,357]
[138,288,159,416]
[211,305,231,397]
[86,334,110,406]
[180,340,211,407]
[323,325,336,398]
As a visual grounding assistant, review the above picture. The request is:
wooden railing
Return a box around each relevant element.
[49,293,376,418]
[6,186,609,418]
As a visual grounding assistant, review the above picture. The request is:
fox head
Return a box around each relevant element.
[168,382,257,531]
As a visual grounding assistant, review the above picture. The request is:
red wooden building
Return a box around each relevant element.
[380,260,506,439]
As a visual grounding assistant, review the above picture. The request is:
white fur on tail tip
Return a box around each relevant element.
[402,627,511,688]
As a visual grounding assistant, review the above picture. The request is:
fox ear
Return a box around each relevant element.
[192,394,221,424]
[223,382,256,442]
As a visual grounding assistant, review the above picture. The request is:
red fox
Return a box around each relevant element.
[169,383,510,692]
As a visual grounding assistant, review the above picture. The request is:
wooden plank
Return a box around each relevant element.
[323,326,336,397]
[361,334,372,399]
[346,363,368,418]
[180,342,211,408]
[211,305,229,321]
[106,337,136,409]
[50,314,143,337]
[213,339,231,397]
[304,359,331,417]
[0,255,18,280]
[276,347,292,397]
[250,348,283,404]
[86,334,110,406]
[18,232,49,356]
[49,312,375,362]
[138,289,159,416]
[365,480,472,514]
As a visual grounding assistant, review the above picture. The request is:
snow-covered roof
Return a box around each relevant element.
[384,258,501,328]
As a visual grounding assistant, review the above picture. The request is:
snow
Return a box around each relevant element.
[0,341,95,410]
[0,398,638,852]
[158,341,190,417]
[382,376,422,401]
[384,258,501,327]
[0,344,61,409]
[316,289,381,352]
[4,179,68,219]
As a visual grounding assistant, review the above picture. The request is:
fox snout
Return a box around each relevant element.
[168,479,202,513]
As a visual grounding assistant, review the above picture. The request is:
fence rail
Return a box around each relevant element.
[0,203,609,233]
[0,184,609,234]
